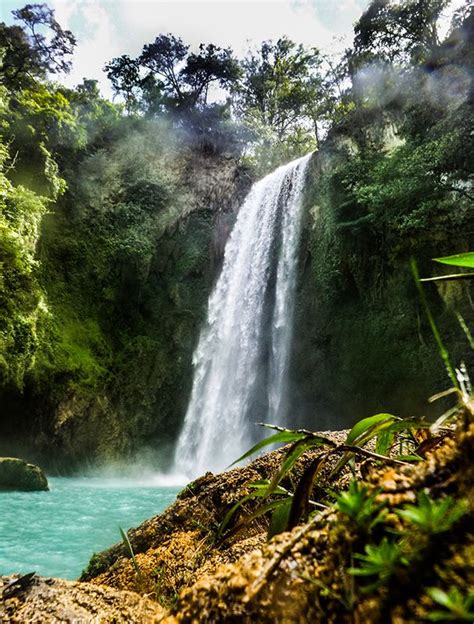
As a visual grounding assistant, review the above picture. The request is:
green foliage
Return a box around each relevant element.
[411,259,459,389]
[345,413,399,446]
[220,417,412,540]
[396,491,468,534]
[219,425,336,539]
[0,139,49,389]
[336,481,386,530]
[0,3,76,90]
[268,497,293,539]
[349,538,408,591]
[331,413,415,478]
[427,587,474,622]
[230,429,309,466]
[353,0,451,65]
[119,527,143,582]
[434,253,474,269]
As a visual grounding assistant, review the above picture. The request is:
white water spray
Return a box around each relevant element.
[173,154,312,478]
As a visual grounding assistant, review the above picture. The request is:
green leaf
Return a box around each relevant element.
[427,587,453,610]
[411,259,459,389]
[346,413,399,446]
[434,252,474,268]
[330,413,400,479]
[375,430,394,455]
[119,527,142,579]
[268,437,328,494]
[229,430,307,467]
[267,497,293,539]
[221,498,287,540]
[217,492,257,538]
[248,480,289,497]
[288,453,329,530]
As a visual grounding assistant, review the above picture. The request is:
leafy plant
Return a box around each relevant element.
[411,259,459,389]
[420,252,474,283]
[396,491,468,534]
[336,481,386,531]
[220,418,412,541]
[349,538,408,591]
[427,587,474,622]
[119,527,143,583]
[217,479,290,539]
[331,413,418,477]
[218,424,339,539]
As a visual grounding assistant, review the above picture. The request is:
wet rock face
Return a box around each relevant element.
[0,574,165,623]
[0,458,48,491]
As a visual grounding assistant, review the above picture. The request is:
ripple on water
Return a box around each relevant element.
[0,476,180,579]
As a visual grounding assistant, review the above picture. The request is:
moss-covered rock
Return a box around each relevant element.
[0,457,48,491]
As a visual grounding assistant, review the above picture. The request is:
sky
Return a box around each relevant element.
[0,0,464,100]
[0,0,371,98]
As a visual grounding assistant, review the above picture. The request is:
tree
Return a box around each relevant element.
[353,0,452,66]
[104,55,143,114]
[233,36,334,166]
[106,34,240,114]
[181,43,241,107]
[235,38,315,139]
[0,3,76,89]
[139,33,188,109]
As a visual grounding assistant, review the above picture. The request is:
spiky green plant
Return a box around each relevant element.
[427,587,474,622]
[396,491,468,534]
[349,538,408,592]
[336,480,386,531]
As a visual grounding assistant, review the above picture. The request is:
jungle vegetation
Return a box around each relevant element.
[0,0,472,465]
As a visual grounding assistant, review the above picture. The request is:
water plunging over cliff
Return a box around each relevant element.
[174,154,312,478]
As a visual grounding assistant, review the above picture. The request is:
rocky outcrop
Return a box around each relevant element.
[1,420,471,623]
[0,149,253,469]
[0,574,164,623]
[290,120,474,432]
[81,430,349,602]
[0,457,48,491]
[79,420,473,623]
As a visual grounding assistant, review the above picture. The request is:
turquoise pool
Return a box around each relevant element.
[0,476,181,579]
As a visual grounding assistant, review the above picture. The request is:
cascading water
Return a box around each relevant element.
[174,154,312,478]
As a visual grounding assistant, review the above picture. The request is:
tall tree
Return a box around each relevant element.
[234,37,332,147]
[106,34,240,114]
[0,3,76,89]
[104,55,143,114]
[353,0,452,66]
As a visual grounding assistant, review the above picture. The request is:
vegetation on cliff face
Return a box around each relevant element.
[291,5,473,429]
[0,0,472,465]
[0,1,472,622]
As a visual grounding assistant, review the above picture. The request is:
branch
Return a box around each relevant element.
[420,273,474,283]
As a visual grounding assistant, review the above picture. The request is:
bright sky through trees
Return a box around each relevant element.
[1,0,373,98]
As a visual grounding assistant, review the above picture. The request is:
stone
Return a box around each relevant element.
[0,457,49,491]
[0,575,165,623]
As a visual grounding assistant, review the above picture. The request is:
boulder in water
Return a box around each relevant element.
[0,457,49,491]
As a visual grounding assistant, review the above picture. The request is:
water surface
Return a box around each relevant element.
[0,476,181,579]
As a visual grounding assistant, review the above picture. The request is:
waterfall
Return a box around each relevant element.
[173,154,312,478]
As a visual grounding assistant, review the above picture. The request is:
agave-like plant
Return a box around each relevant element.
[395,491,468,535]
